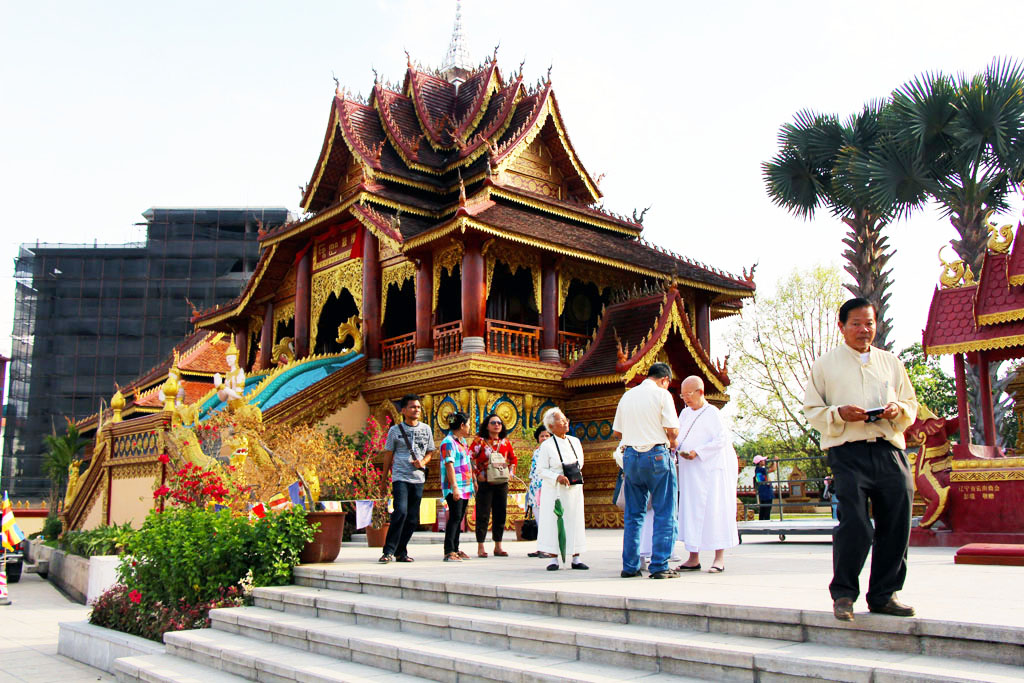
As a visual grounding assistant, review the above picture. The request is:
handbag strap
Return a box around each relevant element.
[552,436,580,464]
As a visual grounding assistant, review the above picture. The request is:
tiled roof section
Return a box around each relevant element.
[375,87,446,168]
[493,93,545,157]
[493,185,641,232]
[178,333,231,374]
[565,296,663,378]
[123,330,211,393]
[301,101,351,213]
[470,79,522,144]
[337,99,387,171]
[454,62,495,129]
[134,379,215,408]
[974,251,1024,325]
[473,203,756,295]
[409,70,456,147]
[1006,222,1024,286]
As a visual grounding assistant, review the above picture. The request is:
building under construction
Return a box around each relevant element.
[2,207,288,499]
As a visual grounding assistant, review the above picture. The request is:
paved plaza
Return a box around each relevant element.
[0,573,113,682]
[337,528,1024,630]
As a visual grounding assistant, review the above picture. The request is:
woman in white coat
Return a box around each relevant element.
[535,407,588,570]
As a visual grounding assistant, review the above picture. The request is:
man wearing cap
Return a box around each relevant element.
[803,298,918,622]
[752,456,773,521]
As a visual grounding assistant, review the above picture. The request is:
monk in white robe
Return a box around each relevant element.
[675,375,738,573]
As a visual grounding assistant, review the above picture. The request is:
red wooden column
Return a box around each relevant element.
[258,301,274,369]
[414,251,434,362]
[233,326,249,371]
[977,351,997,446]
[294,248,312,359]
[461,236,486,354]
[362,230,382,373]
[695,294,711,354]
[539,256,560,363]
[953,352,971,446]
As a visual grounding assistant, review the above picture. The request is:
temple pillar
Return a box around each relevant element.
[294,248,312,360]
[415,252,434,362]
[258,301,274,369]
[461,236,486,353]
[233,325,249,371]
[362,230,382,373]
[977,351,997,446]
[695,294,711,353]
[539,257,559,363]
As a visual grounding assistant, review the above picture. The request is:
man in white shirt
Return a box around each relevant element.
[803,298,918,622]
[613,363,680,579]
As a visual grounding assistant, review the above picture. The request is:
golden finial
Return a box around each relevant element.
[111,387,125,423]
[938,245,975,289]
[984,209,1014,254]
[226,338,239,359]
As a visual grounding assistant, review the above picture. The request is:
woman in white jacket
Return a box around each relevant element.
[535,407,588,570]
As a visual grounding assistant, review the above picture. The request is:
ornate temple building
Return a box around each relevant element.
[65,23,755,531]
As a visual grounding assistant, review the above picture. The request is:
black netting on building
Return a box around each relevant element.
[2,207,288,499]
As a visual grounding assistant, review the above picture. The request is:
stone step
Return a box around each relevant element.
[166,622,697,683]
[114,653,248,682]
[218,600,1024,682]
[291,566,1024,668]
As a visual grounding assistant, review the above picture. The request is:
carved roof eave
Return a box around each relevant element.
[492,88,602,204]
[453,63,502,141]
[407,69,455,150]
[301,101,344,212]
[562,290,729,392]
[403,212,755,298]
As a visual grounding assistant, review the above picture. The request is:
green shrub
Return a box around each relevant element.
[41,515,62,541]
[89,583,244,642]
[117,506,313,606]
[60,523,134,557]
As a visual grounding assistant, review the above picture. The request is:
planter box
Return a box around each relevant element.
[48,550,121,604]
[58,620,163,674]
[27,538,54,573]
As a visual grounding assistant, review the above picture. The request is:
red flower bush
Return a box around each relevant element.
[90,583,244,643]
[128,589,142,604]
[152,462,249,510]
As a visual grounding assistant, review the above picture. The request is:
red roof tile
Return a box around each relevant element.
[974,252,1024,325]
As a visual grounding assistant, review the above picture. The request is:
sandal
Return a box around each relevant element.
[396,555,415,563]
[708,565,725,573]
[457,551,471,560]
[444,553,462,562]
[493,550,509,557]
[478,550,489,558]
[675,563,701,572]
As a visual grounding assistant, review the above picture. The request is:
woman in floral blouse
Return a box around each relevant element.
[440,411,474,562]
[470,413,518,558]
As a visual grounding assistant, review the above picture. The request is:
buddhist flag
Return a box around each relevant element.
[1,492,26,552]
[249,502,267,520]
[268,493,290,511]
[287,481,305,509]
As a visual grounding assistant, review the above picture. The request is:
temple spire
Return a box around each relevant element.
[440,0,472,84]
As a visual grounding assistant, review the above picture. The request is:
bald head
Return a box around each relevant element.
[680,375,706,409]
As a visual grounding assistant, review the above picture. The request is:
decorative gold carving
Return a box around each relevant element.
[504,138,564,199]
[458,389,471,413]
[484,240,542,312]
[938,245,976,289]
[433,242,464,312]
[335,315,362,353]
[110,461,161,480]
[985,209,1014,253]
[494,400,518,432]
[523,394,533,429]
[951,456,1024,469]
[310,259,364,346]
[313,230,358,271]
[272,301,296,342]
[421,394,433,430]
[381,260,416,323]
[271,337,295,365]
[951,470,1024,482]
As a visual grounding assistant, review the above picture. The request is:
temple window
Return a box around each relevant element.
[382,279,415,339]
[274,318,294,346]
[486,262,539,326]
[435,268,461,325]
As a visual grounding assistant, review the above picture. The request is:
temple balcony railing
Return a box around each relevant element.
[433,321,463,359]
[558,330,589,364]
[381,331,416,371]
[486,320,541,360]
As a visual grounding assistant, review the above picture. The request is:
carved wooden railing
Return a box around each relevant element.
[433,321,463,358]
[558,330,589,363]
[486,320,541,360]
[381,331,416,371]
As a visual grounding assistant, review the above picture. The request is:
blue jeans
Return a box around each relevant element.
[622,445,677,573]
[383,480,423,558]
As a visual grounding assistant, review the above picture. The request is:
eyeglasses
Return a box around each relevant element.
[488,420,503,425]
[680,390,702,398]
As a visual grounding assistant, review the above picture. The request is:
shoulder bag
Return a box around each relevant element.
[553,437,584,486]
[398,423,426,472]
[484,440,510,484]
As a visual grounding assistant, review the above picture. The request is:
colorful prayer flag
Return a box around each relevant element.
[268,493,291,511]
[287,481,305,509]
[249,502,267,520]
[355,500,374,529]
[1,492,26,551]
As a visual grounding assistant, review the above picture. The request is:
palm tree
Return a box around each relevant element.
[42,420,90,511]
[853,58,1024,444]
[763,103,896,350]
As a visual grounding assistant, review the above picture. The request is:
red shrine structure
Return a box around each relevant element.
[916,213,1024,545]
[64,30,755,531]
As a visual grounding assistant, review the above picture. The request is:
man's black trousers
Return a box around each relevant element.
[827,440,913,606]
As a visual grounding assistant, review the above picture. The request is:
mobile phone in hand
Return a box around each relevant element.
[864,407,885,423]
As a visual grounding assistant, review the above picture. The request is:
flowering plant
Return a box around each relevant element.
[326,416,392,527]
[152,460,250,510]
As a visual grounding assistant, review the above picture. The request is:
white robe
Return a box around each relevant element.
[677,404,739,552]
[535,434,587,562]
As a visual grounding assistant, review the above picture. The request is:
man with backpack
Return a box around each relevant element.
[379,394,435,563]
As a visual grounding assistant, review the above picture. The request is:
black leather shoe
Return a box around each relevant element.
[620,569,643,578]
[650,569,680,579]
[833,597,854,621]
[547,563,559,571]
[868,598,915,617]
[571,562,589,570]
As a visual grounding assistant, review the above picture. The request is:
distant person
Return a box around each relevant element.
[824,475,839,520]
[675,376,739,573]
[752,455,774,521]
[440,411,474,562]
[613,362,680,579]
[470,413,517,557]
[527,425,556,559]
[803,297,918,622]
[379,394,435,564]
[534,408,588,570]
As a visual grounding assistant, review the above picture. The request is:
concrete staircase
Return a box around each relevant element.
[114,567,1024,682]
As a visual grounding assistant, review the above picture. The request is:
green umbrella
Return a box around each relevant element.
[553,499,567,563]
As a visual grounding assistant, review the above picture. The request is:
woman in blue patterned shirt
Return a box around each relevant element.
[440,411,474,562]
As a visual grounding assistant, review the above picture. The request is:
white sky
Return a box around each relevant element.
[2,0,1023,377]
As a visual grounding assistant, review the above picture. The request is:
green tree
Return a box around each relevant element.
[727,264,845,457]
[898,343,956,418]
[42,421,90,511]
[763,103,896,350]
